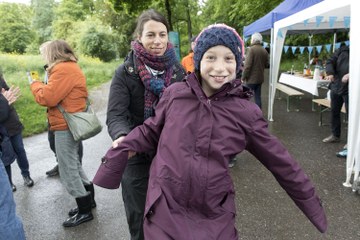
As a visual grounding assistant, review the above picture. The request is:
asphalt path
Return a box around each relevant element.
[11,79,360,240]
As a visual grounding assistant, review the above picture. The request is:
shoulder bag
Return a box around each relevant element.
[57,99,102,141]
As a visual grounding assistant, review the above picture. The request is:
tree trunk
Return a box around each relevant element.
[185,0,192,44]
[165,0,173,31]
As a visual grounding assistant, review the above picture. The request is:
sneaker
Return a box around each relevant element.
[46,165,59,177]
[322,135,340,143]
[12,184,17,192]
[23,176,34,187]
[336,149,347,158]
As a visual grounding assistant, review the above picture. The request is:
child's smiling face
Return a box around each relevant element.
[200,45,237,97]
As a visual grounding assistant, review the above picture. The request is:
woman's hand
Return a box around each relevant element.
[112,135,136,159]
[342,73,349,83]
[1,86,20,105]
[112,136,126,148]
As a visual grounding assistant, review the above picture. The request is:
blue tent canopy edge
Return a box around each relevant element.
[243,0,323,37]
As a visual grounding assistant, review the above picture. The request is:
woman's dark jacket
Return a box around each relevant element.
[326,45,349,95]
[0,93,16,166]
[106,50,186,140]
[0,76,23,136]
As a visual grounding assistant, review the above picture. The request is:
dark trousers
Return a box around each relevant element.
[9,133,30,177]
[330,90,349,138]
[245,83,262,109]
[121,157,151,240]
[48,130,83,162]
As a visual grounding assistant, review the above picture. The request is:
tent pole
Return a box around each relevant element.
[308,34,313,64]
[268,28,274,121]
[333,32,337,52]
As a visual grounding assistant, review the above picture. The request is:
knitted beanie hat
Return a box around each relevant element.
[193,24,244,73]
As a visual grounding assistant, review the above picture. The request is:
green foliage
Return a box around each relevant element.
[201,0,282,35]
[31,0,56,45]
[0,53,120,137]
[80,26,117,62]
[108,0,152,14]
[0,3,35,53]
[93,1,136,58]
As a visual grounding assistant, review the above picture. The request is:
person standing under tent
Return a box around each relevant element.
[322,44,349,143]
[241,32,269,109]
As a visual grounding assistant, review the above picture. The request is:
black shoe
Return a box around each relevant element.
[46,165,59,177]
[63,193,93,227]
[69,183,96,216]
[12,184,17,192]
[23,176,34,187]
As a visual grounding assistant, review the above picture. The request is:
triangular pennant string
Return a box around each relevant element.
[316,16,324,27]
[316,45,323,54]
[344,16,350,28]
[325,44,332,53]
[308,46,313,54]
[329,16,337,28]
[335,42,341,49]
[284,46,289,53]
[291,46,297,54]
[299,47,305,54]
[303,19,309,26]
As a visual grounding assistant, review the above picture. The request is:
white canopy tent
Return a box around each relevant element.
[269,0,360,188]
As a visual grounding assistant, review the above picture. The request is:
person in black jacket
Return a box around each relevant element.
[0,74,34,190]
[106,9,186,240]
[0,91,26,239]
[322,45,349,143]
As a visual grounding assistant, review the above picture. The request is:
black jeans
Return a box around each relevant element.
[48,130,83,163]
[121,154,151,240]
[245,83,262,109]
[9,133,30,177]
[330,90,349,138]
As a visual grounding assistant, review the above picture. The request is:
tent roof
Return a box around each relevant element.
[243,0,323,37]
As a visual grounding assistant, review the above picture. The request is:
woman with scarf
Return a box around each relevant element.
[106,9,185,240]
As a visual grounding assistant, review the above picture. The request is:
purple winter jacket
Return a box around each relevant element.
[93,73,327,239]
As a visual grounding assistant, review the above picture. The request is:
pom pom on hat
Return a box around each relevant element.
[193,24,244,73]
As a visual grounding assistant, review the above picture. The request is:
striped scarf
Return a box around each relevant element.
[132,41,177,119]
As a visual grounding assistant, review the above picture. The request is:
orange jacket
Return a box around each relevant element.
[30,61,88,131]
[181,52,194,73]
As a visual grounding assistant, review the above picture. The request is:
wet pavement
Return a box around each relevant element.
[11,78,360,240]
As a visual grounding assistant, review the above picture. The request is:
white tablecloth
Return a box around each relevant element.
[279,73,330,96]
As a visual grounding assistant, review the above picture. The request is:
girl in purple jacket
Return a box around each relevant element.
[94,24,327,239]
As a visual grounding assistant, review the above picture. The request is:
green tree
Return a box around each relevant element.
[31,0,56,44]
[80,24,117,62]
[200,0,282,35]
[0,3,34,53]
[52,0,87,46]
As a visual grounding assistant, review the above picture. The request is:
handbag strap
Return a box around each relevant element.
[57,98,90,114]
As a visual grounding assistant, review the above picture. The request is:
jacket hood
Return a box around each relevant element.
[186,72,253,100]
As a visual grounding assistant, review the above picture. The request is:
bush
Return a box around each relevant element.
[80,27,117,62]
